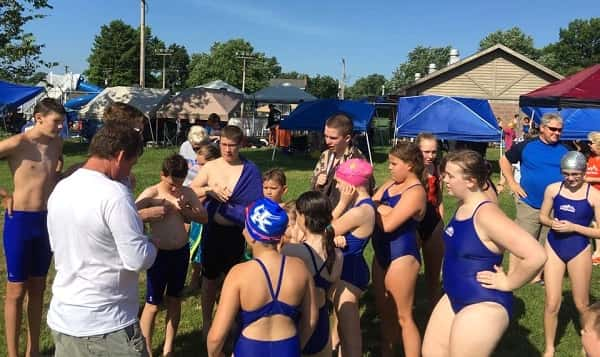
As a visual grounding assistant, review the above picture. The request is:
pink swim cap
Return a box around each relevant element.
[335,158,373,187]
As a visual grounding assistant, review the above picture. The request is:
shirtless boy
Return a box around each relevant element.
[0,98,65,357]
[190,125,263,337]
[136,154,207,356]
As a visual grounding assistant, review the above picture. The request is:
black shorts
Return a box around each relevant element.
[201,222,245,280]
[418,202,442,241]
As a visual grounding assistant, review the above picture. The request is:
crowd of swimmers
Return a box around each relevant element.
[1,98,600,357]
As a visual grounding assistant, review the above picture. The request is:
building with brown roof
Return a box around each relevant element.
[399,44,563,122]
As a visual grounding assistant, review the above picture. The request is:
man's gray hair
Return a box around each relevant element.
[540,113,563,126]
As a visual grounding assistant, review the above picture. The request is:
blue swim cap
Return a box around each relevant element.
[245,198,289,244]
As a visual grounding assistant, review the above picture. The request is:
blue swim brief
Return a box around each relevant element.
[146,244,190,305]
[3,211,52,282]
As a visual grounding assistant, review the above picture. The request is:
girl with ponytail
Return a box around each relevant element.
[282,191,343,356]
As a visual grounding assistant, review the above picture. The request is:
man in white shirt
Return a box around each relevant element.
[47,122,158,356]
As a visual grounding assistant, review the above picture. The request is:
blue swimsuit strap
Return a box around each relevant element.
[303,242,326,275]
[471,200,492,219]
[354,198,373,208]
[586,183,591,199]
[254,256,286,300]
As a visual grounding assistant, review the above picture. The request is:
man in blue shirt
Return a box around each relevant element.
[499,113,568,282]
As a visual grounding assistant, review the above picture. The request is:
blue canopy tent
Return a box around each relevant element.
[396,95,501,142]
[0,80,45,132]
[0,81,44,109]
[277,99,376,162]
[521,106,600,141]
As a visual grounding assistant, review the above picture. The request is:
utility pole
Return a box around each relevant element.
[157,50,173,89]
[139,0,146,88]
[235,51,256,119]
[339,58,346,99]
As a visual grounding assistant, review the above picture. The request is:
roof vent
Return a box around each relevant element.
[448,48,460,65]
[428,63,437,74]
[415,72,422,80]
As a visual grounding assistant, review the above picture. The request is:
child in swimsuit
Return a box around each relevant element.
[207,198,317,357]
[372,142,426,357]
[136,154,207,356]
[423,150,546,357]
[329,158,375,356]
[539,151,600,357]
[282,191,343,357]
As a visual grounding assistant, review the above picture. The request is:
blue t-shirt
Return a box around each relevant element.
[505,138,568,209]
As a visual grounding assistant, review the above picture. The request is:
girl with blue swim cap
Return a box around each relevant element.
[423,150,546,357]
[539,151,600,357]
[207,198,318,357]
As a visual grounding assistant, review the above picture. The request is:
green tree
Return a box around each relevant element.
[479,27,539,59]
[86,20,166,87]
[186,39,281,93]
[538,18,600,75]
[307,74,338,99]
[86,20,139,86]
[387,46,451,92]
[346,73,386,99]
[0,0,55,81]
[164,43,189,92]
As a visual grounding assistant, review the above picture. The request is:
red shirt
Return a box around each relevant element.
[587,155,600,191]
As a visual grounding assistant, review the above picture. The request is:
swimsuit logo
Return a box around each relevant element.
[445,226,454,237]
[250,204,276,232]
[559,204,576,213]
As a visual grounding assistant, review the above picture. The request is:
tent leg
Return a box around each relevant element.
[271,130,278,161]
[365,131,373,165]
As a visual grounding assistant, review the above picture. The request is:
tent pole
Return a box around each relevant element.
[365,131,373,165]
[271,128,279,161]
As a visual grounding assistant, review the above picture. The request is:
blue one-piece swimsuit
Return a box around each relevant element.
[340,198,375,291]
[234,257,301,357]
[372,184,422,269]
[443,201,513,318]
[302,243,332,355]
[548,183,594,263]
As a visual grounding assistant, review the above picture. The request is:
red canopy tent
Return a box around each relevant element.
[519,64,600,108]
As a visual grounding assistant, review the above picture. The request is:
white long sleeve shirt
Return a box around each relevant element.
[47,168,157,337]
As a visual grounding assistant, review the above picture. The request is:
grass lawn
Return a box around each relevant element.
[0,141,597,356]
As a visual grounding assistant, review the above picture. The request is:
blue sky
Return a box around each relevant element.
[27,0,599,85]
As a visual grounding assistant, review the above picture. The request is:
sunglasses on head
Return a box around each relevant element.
[546,126,563,133]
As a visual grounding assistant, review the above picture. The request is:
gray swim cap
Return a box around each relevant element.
[560,151,587,171]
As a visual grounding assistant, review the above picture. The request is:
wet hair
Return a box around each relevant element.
[89,121,144,160]
[263,168,287,186]
[389,141,425,182]
[582,302,600,337]
[208,113,220,124]
[195,143,220,160]
[540,113,563,127]
[325,113,353,137]
[220,125,244,144]
[34,98,66,116]
[440,150,488,189]
[296,191,336,273]
[188,125,209,145]
[103,102,144,127]
[161,153,188,179]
